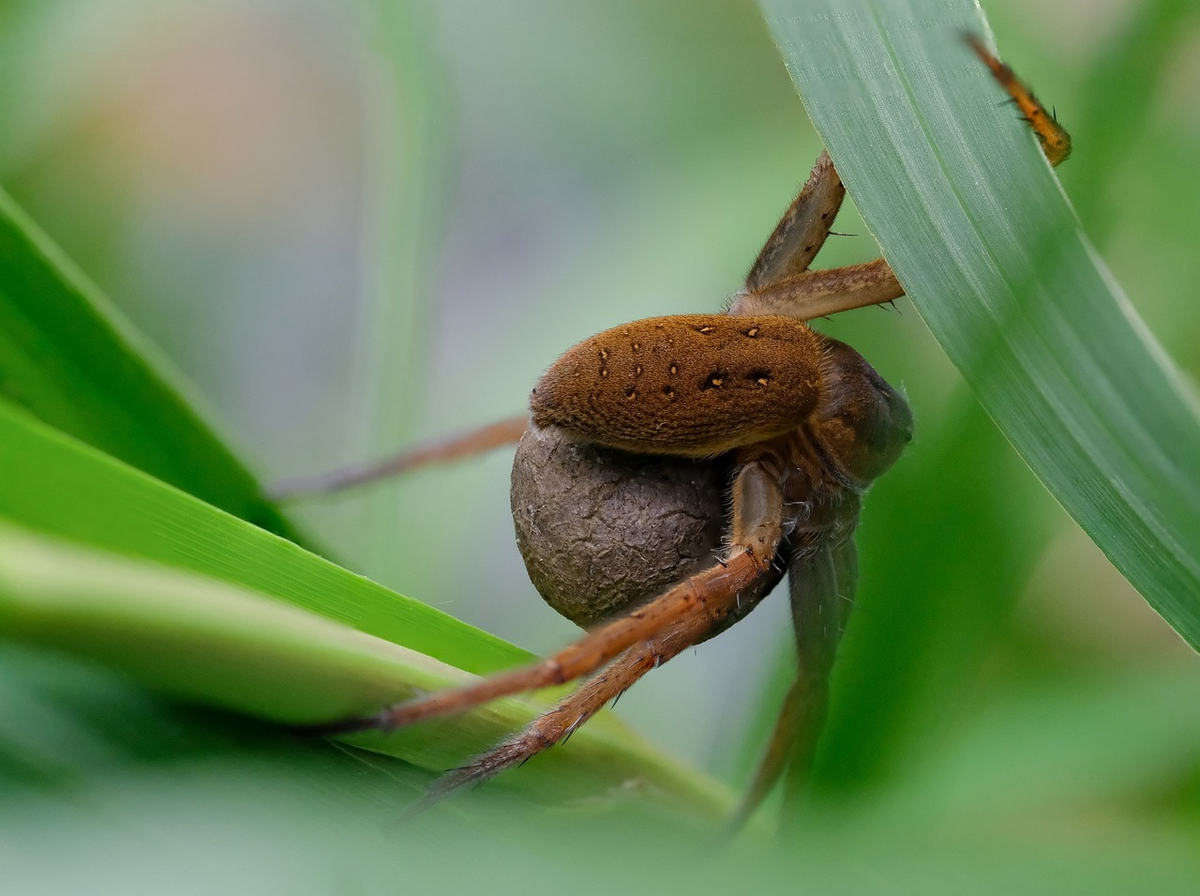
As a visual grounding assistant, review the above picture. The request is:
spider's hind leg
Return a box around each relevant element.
[271,415,529,499]
[416,613,724,810]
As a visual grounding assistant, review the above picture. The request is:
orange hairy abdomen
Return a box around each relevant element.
[530,314,825,456]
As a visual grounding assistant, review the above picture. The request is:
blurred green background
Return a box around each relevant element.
[1,0,1198,891]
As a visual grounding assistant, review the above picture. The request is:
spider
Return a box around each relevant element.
[289,36,1071,824]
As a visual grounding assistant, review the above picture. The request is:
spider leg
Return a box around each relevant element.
[313,444,787,736]
[727,526,859,830]
[732,36,1071,323]
[270,415,528,499]
[964,33,1071,167]
[728,258,902,320]
[415,609,725,810]
[732,147,899,319]
[744,149,846,292]
[725,675,808,833]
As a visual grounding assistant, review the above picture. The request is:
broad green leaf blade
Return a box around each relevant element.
[0,395,527,677]
[0,187,302,542]
[0,522,733,816]
[761,0,1200,644]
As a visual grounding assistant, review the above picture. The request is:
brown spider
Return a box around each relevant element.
[288,36,1070,824]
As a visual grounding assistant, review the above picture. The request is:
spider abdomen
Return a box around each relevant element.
[530,314,824,456]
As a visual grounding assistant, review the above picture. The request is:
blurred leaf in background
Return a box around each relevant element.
[0,0,1198,891]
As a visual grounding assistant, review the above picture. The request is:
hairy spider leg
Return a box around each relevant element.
[731,34,1071,322]
[727,524,859,829]
[415,590,781,809]
[965,33,1072,166]
[271,415,528,498]
[731,258,903,320]
[745,150,846,291]
[730,148,906,320]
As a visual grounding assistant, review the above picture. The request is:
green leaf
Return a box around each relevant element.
[0,395,526,677]
[0,186,302,542]
[3,635,1199,893]
[0,521,732,815]
[760,0,1200,644]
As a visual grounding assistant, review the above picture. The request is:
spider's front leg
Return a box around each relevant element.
[271,415,529,499]
[728,148,904,320]
[730,34,1071,322]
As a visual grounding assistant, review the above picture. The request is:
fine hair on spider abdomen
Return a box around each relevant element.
[530,313,825,458]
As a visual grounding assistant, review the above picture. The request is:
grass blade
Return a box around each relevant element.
[0,521,733,815]
[0,395,527,676]
[0,187,302,541]
[760,0,1200,644]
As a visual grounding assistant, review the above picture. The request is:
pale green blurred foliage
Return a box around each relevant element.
[1,0,1199,888]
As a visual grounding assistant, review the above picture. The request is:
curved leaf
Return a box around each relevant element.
[0,188,303,542]
[0,521,733,815]
[761,0,1200,645]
